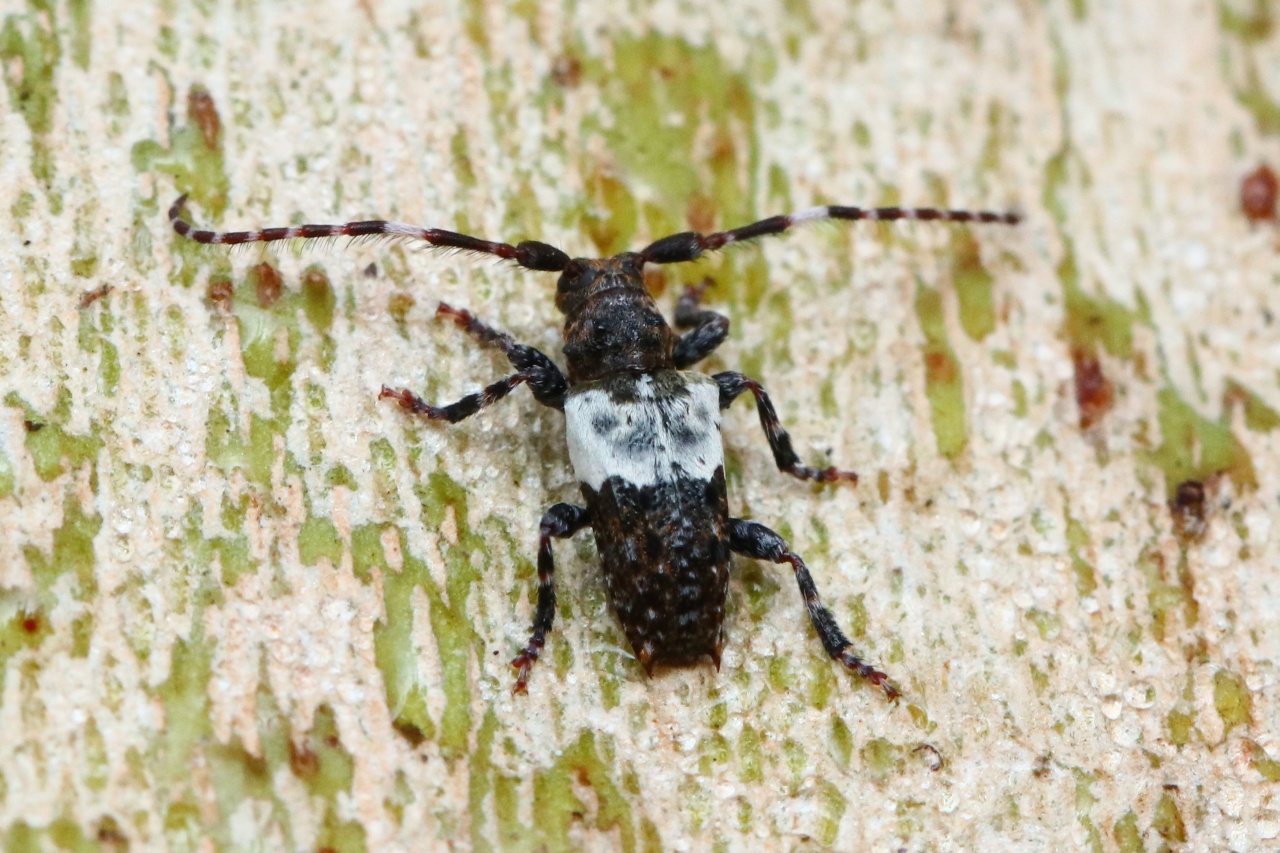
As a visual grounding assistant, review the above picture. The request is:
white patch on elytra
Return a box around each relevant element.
[565,372,723,490]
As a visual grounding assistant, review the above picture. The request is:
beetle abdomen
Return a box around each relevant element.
[565,371,731,669]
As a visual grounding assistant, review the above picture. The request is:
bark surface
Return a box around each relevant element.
[1,2,1277,850]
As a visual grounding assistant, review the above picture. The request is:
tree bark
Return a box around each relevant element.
[1,1,1277,850]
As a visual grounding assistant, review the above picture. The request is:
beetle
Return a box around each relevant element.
[170,194,1018,698]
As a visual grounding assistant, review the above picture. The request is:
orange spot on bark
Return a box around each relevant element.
[1241,164,1278,223]
[1072,348,1114,429]
[187,86,222,151]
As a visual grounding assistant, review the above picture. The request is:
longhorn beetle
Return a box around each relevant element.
[170,194,1019,699]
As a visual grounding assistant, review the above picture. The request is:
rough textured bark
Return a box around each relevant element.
[1,1,1278,850]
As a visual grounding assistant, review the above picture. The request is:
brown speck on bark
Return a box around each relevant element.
[392,719,426,747]
[187,85,222,151]
[1223,383,1249,410]
[686,194,717,234]
[207,276,234,308]
[288,741,320,779]
[708,130,736,172]
[1170,479,1207,540]
[253,263,284,308]
[924,350,957,382]
[550,54,582,88]
[914,743,944,771]
[96,818,127,848]
[1240,164,1278,223]
[78,284,111,308]
[1072,348,1113,429]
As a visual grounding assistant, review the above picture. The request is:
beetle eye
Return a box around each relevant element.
[557,260,591,292]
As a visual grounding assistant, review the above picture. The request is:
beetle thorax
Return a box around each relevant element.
[557,254,677,383]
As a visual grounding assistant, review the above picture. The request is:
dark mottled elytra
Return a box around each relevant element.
[171,193,1019,699]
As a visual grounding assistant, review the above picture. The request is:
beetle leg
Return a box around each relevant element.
[728,517,898,700]
[672,278,730,368]
[380,304,568,419]
[512,503,591,693]
[714,372,857,484]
